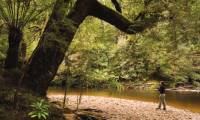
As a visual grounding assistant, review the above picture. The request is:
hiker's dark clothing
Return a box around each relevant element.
[158,85,165,94]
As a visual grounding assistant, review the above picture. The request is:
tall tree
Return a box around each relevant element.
[22,0,160,96]
[0,0,50,69]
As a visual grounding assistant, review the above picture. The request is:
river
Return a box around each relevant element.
[47,87,200,113]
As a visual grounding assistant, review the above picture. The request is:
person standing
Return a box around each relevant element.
[157,81,166,110]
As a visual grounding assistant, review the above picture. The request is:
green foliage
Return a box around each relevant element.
[0,0,199,89]
[49,0,200,89]
[28,99,49,120]
[0,0,55,62]
[193,81,200,88]
[109,79,124,91]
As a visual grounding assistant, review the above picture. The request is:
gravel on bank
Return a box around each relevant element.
[48,95,200,120]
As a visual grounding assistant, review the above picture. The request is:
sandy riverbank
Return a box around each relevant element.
[48,95,200,120]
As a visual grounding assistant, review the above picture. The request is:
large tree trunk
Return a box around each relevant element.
[22,0,93,96]
[22,0,159,96]
[4,26,22,69]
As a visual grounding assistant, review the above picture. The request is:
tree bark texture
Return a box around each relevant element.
[4,26,23,69]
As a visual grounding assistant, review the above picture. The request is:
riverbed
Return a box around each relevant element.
[48,95,200,120]
[48,87,200,113]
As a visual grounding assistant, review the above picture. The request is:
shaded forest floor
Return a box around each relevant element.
[0,71,66,120]
[0,70,106,120]
[49,95,200,120]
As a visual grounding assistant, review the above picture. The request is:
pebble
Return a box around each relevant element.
[48,95,200,120]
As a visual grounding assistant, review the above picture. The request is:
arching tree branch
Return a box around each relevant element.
[111,0,122,13]
[90,1,160,34]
